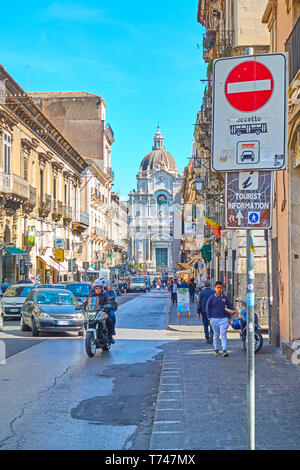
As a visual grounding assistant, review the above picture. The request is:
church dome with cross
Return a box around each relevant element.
[139,126,178,174]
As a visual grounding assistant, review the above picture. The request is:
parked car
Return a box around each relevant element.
[62,282,92,304]
[130,277,147,293]
[1,284,36,319]
[21,288,85,337]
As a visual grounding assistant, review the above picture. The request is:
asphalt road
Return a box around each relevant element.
[0,290,178,450]
[0,292,144,359]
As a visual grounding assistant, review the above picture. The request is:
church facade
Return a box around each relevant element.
[128,127,182,274]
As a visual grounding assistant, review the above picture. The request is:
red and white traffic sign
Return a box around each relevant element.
[212,53,287,172]
[225,61,274,112]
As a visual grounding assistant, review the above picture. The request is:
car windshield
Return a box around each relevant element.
[36,291,76,305]
[66,284,90,296]
[5,286,35,297]
[132,278,145,283]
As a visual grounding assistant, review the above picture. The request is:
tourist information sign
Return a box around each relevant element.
[212,53,287,172]
[225,171,273,229]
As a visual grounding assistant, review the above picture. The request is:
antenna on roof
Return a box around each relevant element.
[27,65,29,92]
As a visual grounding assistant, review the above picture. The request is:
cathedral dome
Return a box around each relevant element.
[140,127,178,173]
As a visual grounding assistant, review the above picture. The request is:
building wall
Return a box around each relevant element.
[29,92,112,173]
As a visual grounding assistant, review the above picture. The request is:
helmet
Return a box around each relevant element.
[231,318,241,330]
[94,277,108,289]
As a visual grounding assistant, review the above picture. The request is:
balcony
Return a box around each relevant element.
[63,205,72,223]
[0,172,29,203]
[52,199,63,221]
[91,226,107,240]
[23,185,36,212]
[71,210,90,233]
[285,16,300,84]
[38,194,51,218]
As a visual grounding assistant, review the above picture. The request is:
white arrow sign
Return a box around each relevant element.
[237,210,243,225]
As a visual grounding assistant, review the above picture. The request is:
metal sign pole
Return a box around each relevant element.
[246,230,255,450]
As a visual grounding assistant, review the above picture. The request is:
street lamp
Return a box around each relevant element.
[193,177,204,192]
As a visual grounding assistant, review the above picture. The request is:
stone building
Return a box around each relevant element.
[262,0,300,355]
[0,65,89,284]
[128,127,182,274]
[194,0,271,322]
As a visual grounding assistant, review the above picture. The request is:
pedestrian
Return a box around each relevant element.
[169,278,179,305]
[1,278,10,293]
[179,278,188,288]
[206,281,236,357]
[188,278,196,303]
[197,280,215,343]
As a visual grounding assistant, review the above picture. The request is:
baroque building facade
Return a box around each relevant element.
[128,127,182,274]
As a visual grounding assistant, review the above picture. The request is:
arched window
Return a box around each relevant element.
[157,195,167,217]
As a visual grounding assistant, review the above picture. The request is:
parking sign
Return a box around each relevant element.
[212,53,288,172]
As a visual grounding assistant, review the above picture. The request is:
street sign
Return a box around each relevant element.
[54,249,64,262]
[54,239,64,249]
[225,171,273,229]
[212,53,287,171]
[225,61,273,112]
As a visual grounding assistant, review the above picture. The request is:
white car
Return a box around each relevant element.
[1,284,36,319]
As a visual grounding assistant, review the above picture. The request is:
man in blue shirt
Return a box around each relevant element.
[197,280,215,343]
[206,281,236,357]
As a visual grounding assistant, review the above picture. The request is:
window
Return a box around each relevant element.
[3,131,11,174]
[24,157,28,181]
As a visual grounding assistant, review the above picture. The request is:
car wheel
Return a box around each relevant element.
[20,315,30,332]
[78,329,84,337]
[31,318,39,337]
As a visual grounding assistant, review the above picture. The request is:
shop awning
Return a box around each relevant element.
[176,263,192,271]
[3,247,28,255]
[37,255,68,273]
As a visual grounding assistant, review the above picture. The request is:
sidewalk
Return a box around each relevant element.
[149,299,300,450]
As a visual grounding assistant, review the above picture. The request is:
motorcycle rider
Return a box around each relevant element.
[83,278,115,344]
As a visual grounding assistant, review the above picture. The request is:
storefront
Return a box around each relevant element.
[2,247,28,284]
[36,255,68,284]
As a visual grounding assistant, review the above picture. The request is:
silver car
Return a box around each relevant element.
[1,284,36,319]
[21,288,85,336]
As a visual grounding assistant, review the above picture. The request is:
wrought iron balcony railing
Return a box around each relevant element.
[285,16,300,84]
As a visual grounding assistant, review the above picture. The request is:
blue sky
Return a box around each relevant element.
[1,1,206,198]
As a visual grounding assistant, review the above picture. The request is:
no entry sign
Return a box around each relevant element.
[212,53,287,172]
[225,61,274,112]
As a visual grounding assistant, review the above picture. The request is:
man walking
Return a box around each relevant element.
[197,280,215,343]
[206,281,236,357]
[169,278,179,305]
[188,278,196,303]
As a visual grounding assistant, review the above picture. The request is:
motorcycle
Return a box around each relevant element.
[231,313,263,353]
[85,298,112,357]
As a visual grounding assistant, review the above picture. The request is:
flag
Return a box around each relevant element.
[203,215,222,238]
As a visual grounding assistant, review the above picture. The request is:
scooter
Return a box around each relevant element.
[231,313,263,353]
[85,298,112,357]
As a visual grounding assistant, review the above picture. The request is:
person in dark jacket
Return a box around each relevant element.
[206,281,236,356]
[188,278,196,303]
[83,281,115,343]
[179,279,188,288]
[168,278,179,305]
[197,280,215,343]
